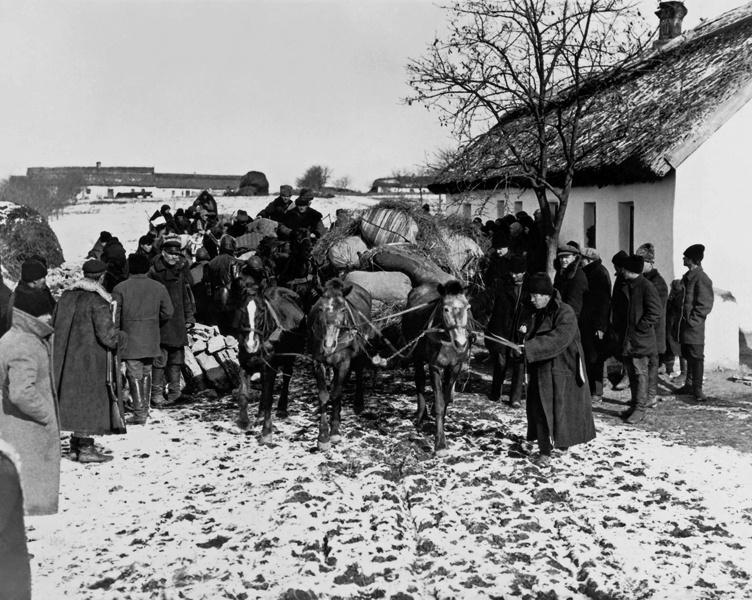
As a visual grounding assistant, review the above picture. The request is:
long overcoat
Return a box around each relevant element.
[554,256,589,319]
[149,256,195,348]
[0,309,60,515]
[644,269,668,355]
[524,294,596,449]
[112,274,174,360]
[581,259,612,358]
[680,267,714,345]
[0,440,31,599]
[53,280,125,435]
[611,275,662,357]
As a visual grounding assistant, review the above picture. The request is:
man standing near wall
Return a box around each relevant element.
[635,243,668,407]
[676,244,714,402]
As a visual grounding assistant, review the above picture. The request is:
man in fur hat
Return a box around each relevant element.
[676,244,714,401]
[635,243,668,407]
[258,184,294,223]
[281,189,326,239]
[554,244,588,319]
[610,254,662,424]
[53,259,127,463]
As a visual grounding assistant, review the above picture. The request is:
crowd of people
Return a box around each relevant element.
[0,192,715,596]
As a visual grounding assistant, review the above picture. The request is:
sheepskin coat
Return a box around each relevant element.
[0,309,60,515]
[0,440,31,599]
[524,293,596,449]
[53,279,125,435]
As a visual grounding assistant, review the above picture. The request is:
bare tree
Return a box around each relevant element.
[332,175,352,190]
[296,165,332,191]
[407,0,650,274]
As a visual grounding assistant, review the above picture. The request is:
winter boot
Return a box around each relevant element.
[619,401,636,420]
[625,403,646,424]
[675,361,694,395]
[692,358,707,401]
[127,376,147,425]
[76,438,113,464]
[151,367,166,407]
[164,364,185,406]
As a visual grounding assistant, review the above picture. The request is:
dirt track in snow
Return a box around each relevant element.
[27,367,752,600]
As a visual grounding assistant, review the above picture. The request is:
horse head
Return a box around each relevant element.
[316,278,352,355]
[240,282,270,355]
[437,280,470,351]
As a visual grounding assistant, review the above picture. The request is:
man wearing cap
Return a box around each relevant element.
[258,185,295,223]
[610,254,662,424]
[53,259,127,463]
[113,254,174,425]
[519,273,596,468]
[281,189,326,239]
[554,244,589,319]
[485,254,528,408]
[148,238,196,406]
[676,244,714,401]
[135,234,158,263]
[580,248,612,402]
[635,243,668,407]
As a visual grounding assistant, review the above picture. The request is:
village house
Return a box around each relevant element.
[431,1,752,369]
[14,163,243,201]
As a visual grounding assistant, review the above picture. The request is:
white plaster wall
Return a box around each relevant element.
[675,97,752,338]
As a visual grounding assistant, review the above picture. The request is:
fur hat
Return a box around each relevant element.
[296,189,314,205]
[635,243,655,263]
[612,250,628,267]
[684,243,705,263]
[581,248,601,261]
[20,259,47,283]
[13,286,53,317]
[557,243,580,256]
[82,259,107,277]
[127,253,150,275]
[622,254,644,275]
[138,235,153,246]
[279,185,293,197]
[162,237,182,254]
[508,254,527,274]
[527,272,554,295]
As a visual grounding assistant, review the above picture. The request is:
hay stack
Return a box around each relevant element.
[0,201,64,280]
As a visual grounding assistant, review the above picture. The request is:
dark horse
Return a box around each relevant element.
[308,278,372,451]
[236,271,306,444]
[402,280,472,455]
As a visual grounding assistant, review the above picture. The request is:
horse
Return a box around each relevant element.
[402,280,472,455]
[236,271,306,444]
[308,278,372,451]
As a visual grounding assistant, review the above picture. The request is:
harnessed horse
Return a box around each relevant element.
[236,277,306,443]
[308,278,372,451]
[402,280,473,455]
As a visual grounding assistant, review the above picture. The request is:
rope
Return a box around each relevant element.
[369,302,430,323]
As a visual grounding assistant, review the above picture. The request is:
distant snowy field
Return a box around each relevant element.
[48,195,380,263]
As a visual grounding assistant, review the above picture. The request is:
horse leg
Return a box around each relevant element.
[414,358,428,428]
[432,365,448,455]
[237,367,251,430]
[277,359,293,419]
[329,359,350,444]
[259,364,276,444]
[353,356,365,415]
[314,361,331,451]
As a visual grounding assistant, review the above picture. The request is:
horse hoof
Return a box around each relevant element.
[318,441,331,452]
[260,434,273,445]
[330,434,342,444]
[237,420,250,431]
[276,411,289,420]
[435,447,449,458]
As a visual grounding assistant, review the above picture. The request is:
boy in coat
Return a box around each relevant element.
[610,255,662,424]
[113,254,174,424]
[519,273,596,468]
[676,244,714,401]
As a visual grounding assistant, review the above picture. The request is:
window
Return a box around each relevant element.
[514,200,523,215]
[618,202,634,253]
[107,188,114,198]
[497,199,506,218]
[85,188,91,194]
[584,202,596,248]
[171,190,176,197]
[462,202,472,219]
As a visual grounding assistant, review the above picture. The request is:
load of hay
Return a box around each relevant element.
[0,201,65,281]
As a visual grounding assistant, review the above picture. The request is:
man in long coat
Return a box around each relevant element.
[148,238,195,405]
[113,253,173,424]
[553,245,589,319]
[676,244,714,401]
[635,243,668,407]
[520,273,596,468]
[53,259,126,463]
[611,255,662,424]
[581,248,612,402]
[0,291,59,514]
[0,439,31,600]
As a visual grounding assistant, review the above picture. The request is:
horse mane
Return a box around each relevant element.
[324,278,346,296]
[439,280,464,297]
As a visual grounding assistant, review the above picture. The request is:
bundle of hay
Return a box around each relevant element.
[0,201,65,280]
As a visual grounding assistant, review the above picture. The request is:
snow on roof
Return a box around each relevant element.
[430,1,752,193]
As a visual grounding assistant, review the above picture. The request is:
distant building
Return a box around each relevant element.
[430,1,752,368]
[14,163,243,201]
[369,175,434,195]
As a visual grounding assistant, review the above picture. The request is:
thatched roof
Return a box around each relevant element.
[429,2,752,193]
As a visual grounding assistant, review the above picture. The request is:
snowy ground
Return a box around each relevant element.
[48,195,379,264]
[27,365,752,600]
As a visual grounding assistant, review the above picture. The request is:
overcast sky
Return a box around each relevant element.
[0,0,744,191]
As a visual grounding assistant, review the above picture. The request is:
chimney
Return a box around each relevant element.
[654,1,688,49]
[96,161,101,169]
